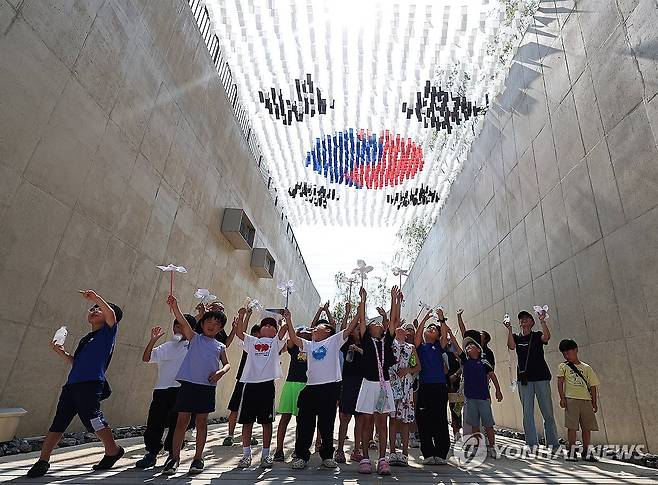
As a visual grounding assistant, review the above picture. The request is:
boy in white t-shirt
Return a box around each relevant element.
[285,292,363,470]
[235,309,288,468]
[135,315,195,468]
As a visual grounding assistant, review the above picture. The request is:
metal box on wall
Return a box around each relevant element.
[220,208,256,249]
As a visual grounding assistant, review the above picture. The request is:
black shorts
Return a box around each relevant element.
[174,381,216,414]
[339,375,363,416]
[228,381,245,413]
[50,381,108,433]
[237,381,275,425]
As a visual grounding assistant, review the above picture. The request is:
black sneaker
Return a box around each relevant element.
[162,457,179,476]
[92,446,125,470]
[273,450,285,462]
[188,459,204,475]
[135,452,157,469]
[26,460,50,478]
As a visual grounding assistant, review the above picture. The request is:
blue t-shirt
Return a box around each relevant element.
[176,334,226,387]
[417,342,446,384]
[460,352,494,400]
[67,323,118,384]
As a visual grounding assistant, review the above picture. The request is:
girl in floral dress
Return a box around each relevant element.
[387,289,421,466]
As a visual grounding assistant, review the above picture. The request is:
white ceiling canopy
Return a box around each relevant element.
[205,0,532,226]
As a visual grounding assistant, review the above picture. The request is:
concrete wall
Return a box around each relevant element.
[0,0,319,436]
[402,0,658,451]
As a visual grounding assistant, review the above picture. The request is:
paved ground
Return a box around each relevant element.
[1,418,657,484]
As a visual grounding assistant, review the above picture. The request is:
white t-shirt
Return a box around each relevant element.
[150,339,189,389]
[301,330,348,385]
[239,334,288,383]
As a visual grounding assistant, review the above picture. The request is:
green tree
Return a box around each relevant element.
[393,216,433,268]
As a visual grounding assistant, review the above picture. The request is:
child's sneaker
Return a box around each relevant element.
[162,457,179,475]
[397,454,409,466]
[26,460,49,478]
[358,458,372,474]
[135,452,157,469]
[321,458,338,468]
[422,456,436,465]
[222,436,234,446]
[334,450,346,463]
[387,452,399,465]
[273,449,285,462]
[188,459,204,475]
[434,457,448,465]
[260,455,274,468]
[350,449,363,462]
[291,458,307,469]
[237,455,252,468]
[377,457,391,476]
[409,437,420,448]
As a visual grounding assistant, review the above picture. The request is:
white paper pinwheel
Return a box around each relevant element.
[416,300,432,319]
[391,266,408,277]
[194,288,217,303]
[339,274,358,300]
[248,299,263,312]
[156,264,188,273]
[533,304,550,318]
[352,259,373,286]
[503,313,511,324]
[277,280,296,308]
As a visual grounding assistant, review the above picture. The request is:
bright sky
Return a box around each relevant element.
[294,224,401,304]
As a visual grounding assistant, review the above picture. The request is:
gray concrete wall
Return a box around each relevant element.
[0,0,319,436]
[402,0,658,451]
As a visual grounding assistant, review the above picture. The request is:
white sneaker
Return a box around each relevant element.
[387,453,399,465]
[409,437,420,448]
[291,458,307,469]
[434,457,448,465]
[260,456,273,468]
[397,454,409,466]
[321,458,338,468]
[237,455,252,468]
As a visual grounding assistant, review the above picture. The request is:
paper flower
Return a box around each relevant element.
[503,313,511,324]
[391,267,408,277]
[533,304,550,318]
[248,299,263,312]
[194,288,217,303]
[277,280,296,297]
[339,274,358,285]
[156,264,188,273]
[352,259,373,285]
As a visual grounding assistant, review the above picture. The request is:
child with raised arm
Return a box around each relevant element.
[414,308,451,465]
[355,286,397,476]
[27,290,124,478]
[136,313,197,468]
[223,310,259,447]
[388,288,421,466]
[285,299,362,470]
[235,310,288,469]
[162,295,230,476]
[451,329,503,458]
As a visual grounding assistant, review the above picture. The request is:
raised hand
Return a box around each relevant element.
[150,326,165,341]
[283,308,292,323]
[195,302,206,314]
[167,294,178,309]
[80,289,100,302]
[436,307,445,320]
[538,310,547,322]
[345,302,351,314]
[237,307,247,318]
[52,342,66,355]
[376,307,387,318]
[359,286,367,301]
[457,308,464,316]
[323,301,330,312]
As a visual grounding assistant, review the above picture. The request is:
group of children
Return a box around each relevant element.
[26,285,601,478]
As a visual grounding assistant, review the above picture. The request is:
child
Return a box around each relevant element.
[388,290,421,467]
[273,325,311,461]
[162,295,230,475]
[27,290,124,478]
[557,339,600,462]
[413,308,451,465]
[195,300,228,343]
[223,313,259,447]
[235,311,288,468]
[136,314,196,468]
[355,286,397,476]
[285,298,362,470]
[451,334,503,458]
[336,302,365,464]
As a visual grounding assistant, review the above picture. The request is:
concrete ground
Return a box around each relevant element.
[1,418,657,484]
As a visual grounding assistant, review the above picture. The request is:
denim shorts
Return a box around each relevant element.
[464,398,495,427]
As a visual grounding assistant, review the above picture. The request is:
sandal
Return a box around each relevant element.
[358,458,372,474]
[334,450,346,463]
[350,449,364,462]
[377,457,391,476]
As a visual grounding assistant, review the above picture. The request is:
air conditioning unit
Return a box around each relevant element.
[220,209,256,249]
[251,248,276,279]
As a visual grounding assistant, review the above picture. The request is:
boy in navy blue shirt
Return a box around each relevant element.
[27,290,124,478]
[452,334,503,458]
[414,308,451,465]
